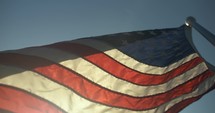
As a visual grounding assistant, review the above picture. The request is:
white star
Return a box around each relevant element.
[122,40,128,45]
[172,31,179,35]
[161,31,169,36]
[149,31,156,35]
[136,31,145,35]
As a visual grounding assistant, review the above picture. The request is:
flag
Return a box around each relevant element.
[0,25,214,113]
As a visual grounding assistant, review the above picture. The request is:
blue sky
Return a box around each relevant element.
[1,0,215,113]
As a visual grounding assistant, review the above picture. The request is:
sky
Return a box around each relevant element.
[0,0,215,113]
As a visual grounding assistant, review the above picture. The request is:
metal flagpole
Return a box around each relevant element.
[185,16,215,46]
[185,16,215,72]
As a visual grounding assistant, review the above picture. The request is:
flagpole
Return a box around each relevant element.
[185,16,215,72]
[185,16,215,46]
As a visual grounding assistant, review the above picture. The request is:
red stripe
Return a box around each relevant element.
[0,53,213,110]
[166,96,200,113]
[48,42,203,85]
[0,85,64,113]
[166,84,215,113]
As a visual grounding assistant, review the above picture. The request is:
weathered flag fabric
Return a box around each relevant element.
[0,25,215,113]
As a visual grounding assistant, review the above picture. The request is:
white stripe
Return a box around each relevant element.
[0,65,214,113]
[73,38,199,74]
[163,74,215,112]
[5,47,208,97]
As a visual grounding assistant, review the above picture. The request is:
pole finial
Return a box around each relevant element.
[185,16,196,27]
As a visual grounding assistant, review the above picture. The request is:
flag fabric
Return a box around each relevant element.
[0,25,215,113]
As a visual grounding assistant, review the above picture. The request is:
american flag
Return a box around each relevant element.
[0,25,214,113]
